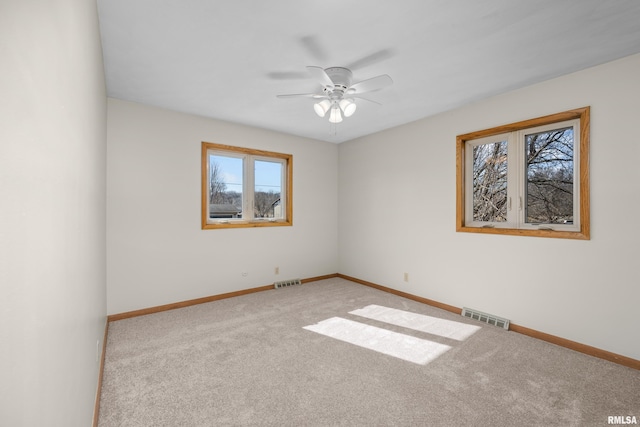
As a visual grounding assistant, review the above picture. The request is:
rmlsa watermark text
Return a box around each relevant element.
[608,416,638,425]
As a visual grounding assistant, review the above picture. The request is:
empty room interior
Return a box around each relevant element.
[2,1,640,426]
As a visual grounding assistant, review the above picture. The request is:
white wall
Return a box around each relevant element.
[0,1,107,425]
[339,53,640,360]
[106,99,339,314]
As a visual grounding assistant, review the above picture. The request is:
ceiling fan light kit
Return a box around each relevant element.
[329,106,343,123]
[313,99,331,117]
[277,65,392,124]
[339,98,356,117]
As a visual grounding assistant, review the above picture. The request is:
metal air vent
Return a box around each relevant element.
[461,307,510,330]
[274,278,302,289]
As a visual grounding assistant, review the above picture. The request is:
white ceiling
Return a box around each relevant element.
[97,0,640,143]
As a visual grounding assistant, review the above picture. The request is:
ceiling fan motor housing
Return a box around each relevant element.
[324,67,353,92]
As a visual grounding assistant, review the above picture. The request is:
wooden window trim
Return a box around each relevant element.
[456,107,590,240]
[201,142,293,229]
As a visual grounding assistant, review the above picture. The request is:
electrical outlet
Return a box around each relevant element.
[404,272,409,282]
[96,340,100,363]
[275,267,279,275]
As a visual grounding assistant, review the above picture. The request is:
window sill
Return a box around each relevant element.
[202,220,292,230]
[456,225,589,240]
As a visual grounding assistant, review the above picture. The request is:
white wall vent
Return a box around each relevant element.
[461,307,510,330]
[274,278,302,289]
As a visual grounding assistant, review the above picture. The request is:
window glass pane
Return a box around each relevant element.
[209,154,243,219]
[254,160,282,218]
[472,141,508,222]
[525,127,574,224]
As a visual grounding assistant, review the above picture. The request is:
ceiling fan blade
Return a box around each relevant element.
[267,71,310,80]
[307,66,334,88]
[345,48,395,70]
[348,74,393,94]
[276,93,326,99]
[349,95,382,106]
[300,35,328,62]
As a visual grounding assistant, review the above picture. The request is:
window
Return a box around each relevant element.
[201,142,292,229]
[456,107,589,239]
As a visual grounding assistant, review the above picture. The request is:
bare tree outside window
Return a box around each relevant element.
[472,141,508,222]
[525,128,574,224]
[254,191,280,218]
[208,156,243,212]
[209,161,226,204]
[254,160,282,218]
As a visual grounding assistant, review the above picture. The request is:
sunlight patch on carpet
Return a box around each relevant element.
[303,317,451,365]
[349,304,481,341]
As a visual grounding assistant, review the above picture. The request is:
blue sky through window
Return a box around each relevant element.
[255,160,282,193]
[210,155,281,193]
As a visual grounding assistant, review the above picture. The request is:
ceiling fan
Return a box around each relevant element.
[277,66,393,123]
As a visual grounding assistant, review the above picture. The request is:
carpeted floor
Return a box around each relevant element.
[98,278,640,426]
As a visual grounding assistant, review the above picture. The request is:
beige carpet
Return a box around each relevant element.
[98,278,640,426]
